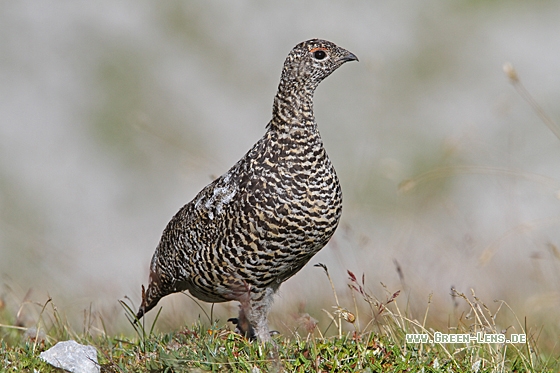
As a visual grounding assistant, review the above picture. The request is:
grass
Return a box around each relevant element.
[1,264,559,372]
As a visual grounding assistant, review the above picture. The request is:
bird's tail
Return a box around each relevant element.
[135,280,163,323]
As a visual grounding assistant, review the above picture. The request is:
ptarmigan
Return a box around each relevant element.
[136,39,357,341]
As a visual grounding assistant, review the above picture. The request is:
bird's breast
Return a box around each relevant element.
[244,143,342,248]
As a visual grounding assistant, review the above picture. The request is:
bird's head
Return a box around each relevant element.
[279,39,358,93]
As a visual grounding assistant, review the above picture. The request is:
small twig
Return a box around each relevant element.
[0,324,28,331]
[315,263,342,337]
[422,293,432,330]
[348,284,360,333]
[503,62,560,141]
[182,292,212,324]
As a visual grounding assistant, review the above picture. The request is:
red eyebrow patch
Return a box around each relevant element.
[309,47,327,53]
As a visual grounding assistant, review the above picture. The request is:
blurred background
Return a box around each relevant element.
[1,0,560,347]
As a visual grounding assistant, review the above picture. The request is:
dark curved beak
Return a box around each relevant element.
[338,51,359,63]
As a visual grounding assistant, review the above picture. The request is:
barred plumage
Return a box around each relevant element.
[136,39,358,341]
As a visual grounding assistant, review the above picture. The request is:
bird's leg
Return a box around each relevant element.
[242,287,275,342]
[230,304,255,339]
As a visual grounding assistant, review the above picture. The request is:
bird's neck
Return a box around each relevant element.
[269,82,317,132]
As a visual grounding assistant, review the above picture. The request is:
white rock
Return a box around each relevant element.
[39,340,100,373]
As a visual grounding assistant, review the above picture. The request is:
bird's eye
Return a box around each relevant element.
[313,50,327,60]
